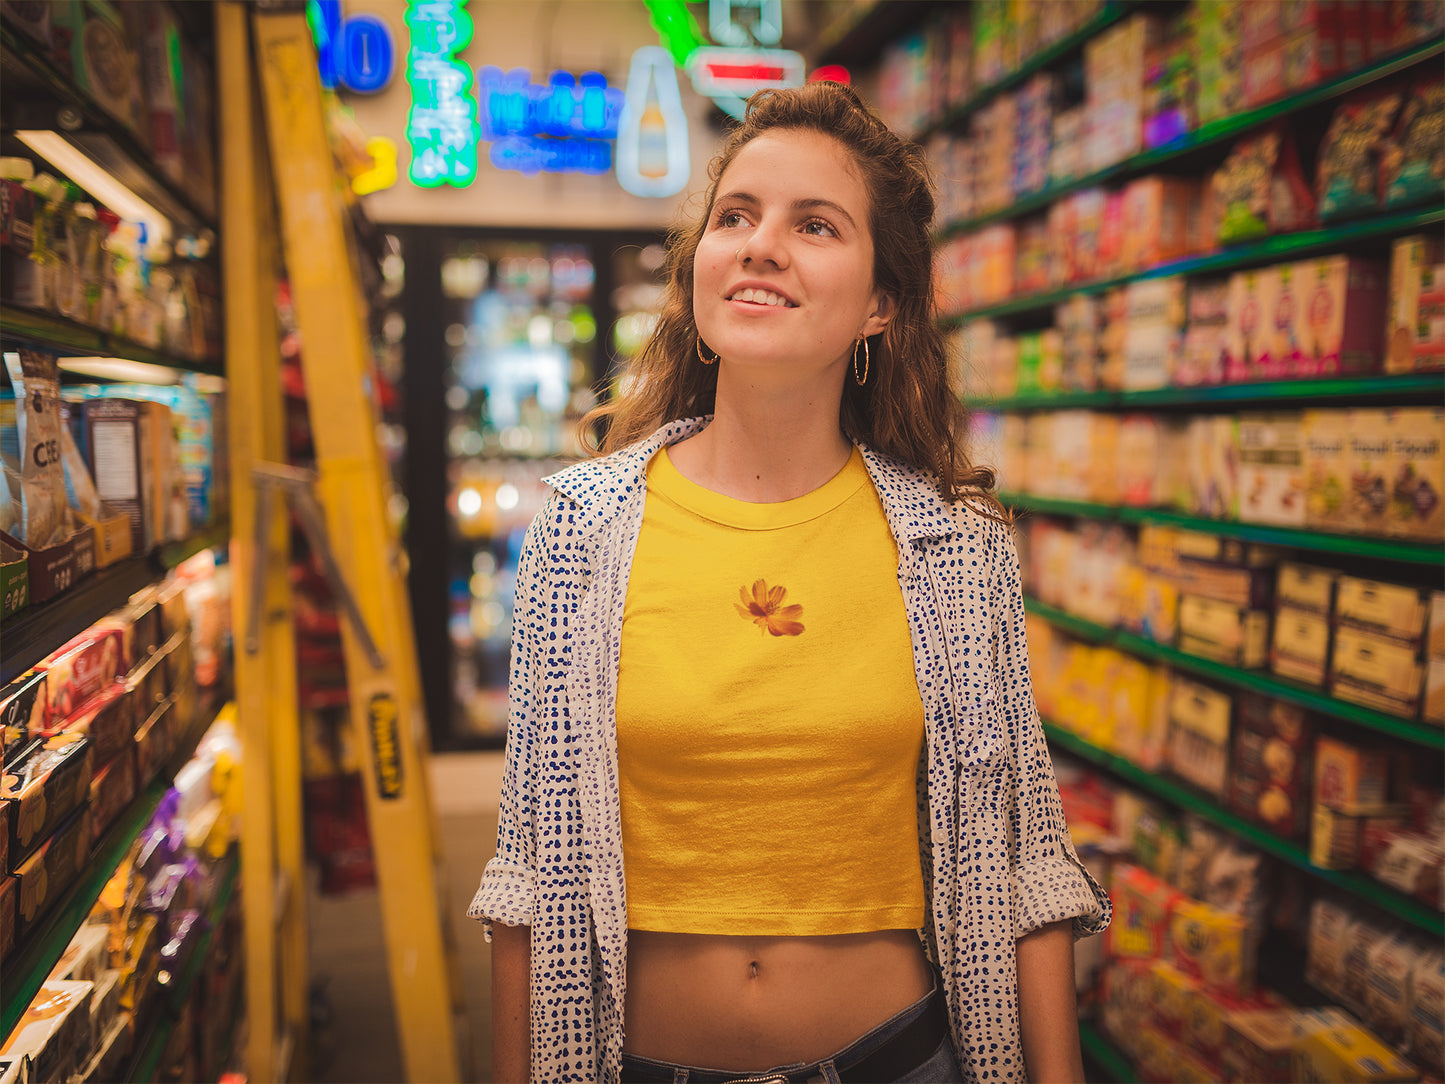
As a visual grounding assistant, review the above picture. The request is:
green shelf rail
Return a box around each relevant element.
[999,490,1445,567]
[0,304,224,377]
[1024,596,1445,751]
[935,37,1445,239]
[976,373,1445,412]
[124,849,240,1083]
[941,207,1445,325]
[1079,1020,1138,1084]
[0,700,232,1038]
[1042,722,1445,936]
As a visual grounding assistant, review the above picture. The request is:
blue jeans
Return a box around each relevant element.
[619,973,963,1083]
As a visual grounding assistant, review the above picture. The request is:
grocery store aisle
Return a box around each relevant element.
[309,752,504,1083]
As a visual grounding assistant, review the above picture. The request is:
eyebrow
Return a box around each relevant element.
[717,191,858,231]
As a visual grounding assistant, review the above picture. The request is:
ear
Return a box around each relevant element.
[860,291,896,338]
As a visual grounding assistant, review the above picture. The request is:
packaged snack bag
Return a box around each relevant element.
[1382,73,1445,210]
[1212,125,1316,245]
[1317,88,1403,221]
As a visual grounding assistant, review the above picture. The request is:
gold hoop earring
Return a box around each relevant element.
[852,336,869,386]
[696,335,719,365]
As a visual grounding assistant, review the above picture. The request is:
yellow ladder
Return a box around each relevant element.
[219,7,467,1081]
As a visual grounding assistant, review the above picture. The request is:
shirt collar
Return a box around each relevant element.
[544,415,958,542]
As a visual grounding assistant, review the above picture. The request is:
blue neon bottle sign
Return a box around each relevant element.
[309,0,396,94]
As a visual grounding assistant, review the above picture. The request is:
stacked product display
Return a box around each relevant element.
[829,1,1445,1080]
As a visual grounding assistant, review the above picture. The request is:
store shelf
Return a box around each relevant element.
[123,847,240,1083]
[0,21,216,233]
[0,698,232,1039]
[1043,722,1445,936]
[941,207,1445,324]
[1024,596,1445,751]
[811,0,942,69]
[0,522,229,685]
[935,37,1445,238]
[1000,490,1444,567]
[0,304,223,377]
[1079,1020,1137,1084]
[921,2,1136,140]
[977,372,1445,412]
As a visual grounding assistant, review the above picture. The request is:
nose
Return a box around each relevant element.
[734,217,789,269]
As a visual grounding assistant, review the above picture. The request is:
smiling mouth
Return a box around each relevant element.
[727,287,797,308]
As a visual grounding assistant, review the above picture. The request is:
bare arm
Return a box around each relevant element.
[1016,920,1084,1084]
[491,922,532,1083]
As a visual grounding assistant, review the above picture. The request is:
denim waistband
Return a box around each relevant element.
[619,970,949,1084]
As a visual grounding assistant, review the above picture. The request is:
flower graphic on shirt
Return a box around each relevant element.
[735,579,804,637]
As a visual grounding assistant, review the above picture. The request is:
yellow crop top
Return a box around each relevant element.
[615,445,926,936]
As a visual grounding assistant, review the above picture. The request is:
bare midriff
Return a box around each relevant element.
[622,928,934,1071]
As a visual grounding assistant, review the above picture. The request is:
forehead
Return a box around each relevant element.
[717,129,869,209]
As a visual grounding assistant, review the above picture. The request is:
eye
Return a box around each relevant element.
[801,218,836,237]
[715,208,749,229]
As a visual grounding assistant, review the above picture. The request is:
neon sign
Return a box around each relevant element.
[478,68,624,176]
[615,47,690,198]
[308,0,395,94]
[686,47,803,97]
[405,0,481,188]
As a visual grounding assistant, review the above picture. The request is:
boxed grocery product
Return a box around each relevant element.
[1386,406,1443,542]
[1317,89,1403,222]
[75,1015,129,1084]
[1228,695,1313,839]
[0,979,93,1084]
[1306,897,1354,997]
[1335,576,1429,646]
[1109,863,1184,959]
[1169,896,1258,997]
[1297,256,1388,376]
[1278,561,1341,614]
[1186,414,1239,520]
[1149,957,1199,1035]
[34,622,131,722]
[14,807,90,938]
[1331,625,1425,717]
[0,735,92,864]
[1294,1020,1420,1082]
[1385,234,1445,373]
[1269,262,1307,374]
[36,683,133,765]
[1346,408,1395,536]
[1271,605,1332,684]
[1222,1009,1303,1084]
[1237,413,1306,526]
[1311,797,1409,869]
[1117,415,1160,506]
[0,538,27,621]
[1383,73,1445,210]
[1314,734,1392,807]
[80,397,159,554]
[1182,981,1285,1066]
[1167,678,1233,798]
[1083,14,1162,171]
[1119,177,1195,270]
[88,748,137,844]
[1224,268,1277,381]
[49,919,108,983]
[0,670,47,750]
[1178,594,1270,668]
[1212,126,1315,245]
[1412,949,1445,1070]
[133,695,175,783]
[123,645,168,723]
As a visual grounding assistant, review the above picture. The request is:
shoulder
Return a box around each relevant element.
[542,416,709,522]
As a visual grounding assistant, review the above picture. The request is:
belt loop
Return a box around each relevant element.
[817,1061,842,1084]
[672,1071,688,1084]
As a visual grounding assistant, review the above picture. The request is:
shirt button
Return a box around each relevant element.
[931,824,947,844]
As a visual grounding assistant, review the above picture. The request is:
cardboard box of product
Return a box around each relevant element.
[14,806,91,939]
[1277,561,1340,615]
[1271,606,1333,685]
[1345,409,1394,536]
[1303,409,1352,532]
[1168,896,1257,998]
[1331,626,1425,717]
[0,735,93,865]
[34,624,129,721]
[1295,256,1388,376]
[1386,407,1443,542]
[1237,413,1307,526]
[37,683,133,765]
[1224,268,1279,381]
[0,875,13,962]
[0,670,46,751]
[1315,734,1392,808]
[1385,234,1445,373]
[0,525,97,606]
[1426,657,1445,726]
[1228,694,1313,840]
[1294,1019,1421,1082]
[0,538,26,621]
[88,748,138,844]
[1178,594,1271,668]
[0,979,93,1084]
[1335,576,1429,646]
[80,398,158,555]
[1167,678,1233,798]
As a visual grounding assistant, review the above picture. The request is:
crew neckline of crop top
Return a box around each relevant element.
[649,444,867,529]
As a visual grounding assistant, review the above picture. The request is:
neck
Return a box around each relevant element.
[669,364,852,502]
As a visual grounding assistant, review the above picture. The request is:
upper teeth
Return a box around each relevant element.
[731,288,794,307]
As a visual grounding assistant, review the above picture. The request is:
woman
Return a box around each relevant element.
[471,82,1110,1084]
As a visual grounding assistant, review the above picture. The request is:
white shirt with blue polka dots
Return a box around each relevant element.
[469,417,1111,1083]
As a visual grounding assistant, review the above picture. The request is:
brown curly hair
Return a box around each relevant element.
[583,81,998,507]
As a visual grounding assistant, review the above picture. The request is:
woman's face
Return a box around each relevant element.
[693,129,893,382]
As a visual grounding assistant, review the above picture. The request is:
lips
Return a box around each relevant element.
[726,286,797,308]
